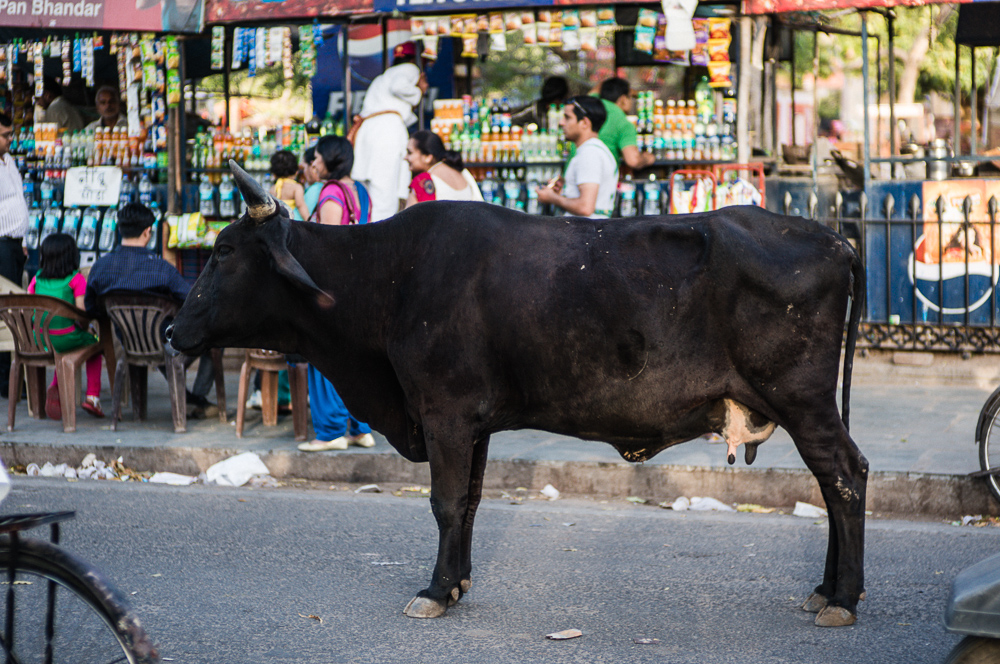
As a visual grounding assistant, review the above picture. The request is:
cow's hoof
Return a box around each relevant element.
[460,579,472,593]
[802,592,829,613]
[814,606,856,627]
[403,596,447,618]
[447,587,461,607]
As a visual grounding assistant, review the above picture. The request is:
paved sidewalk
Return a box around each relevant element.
[1,350,998,517]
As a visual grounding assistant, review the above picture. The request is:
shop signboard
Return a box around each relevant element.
[63,166,122,208]
[743,0,1000,17]
[206,0,373,22]
[0,0,203,32]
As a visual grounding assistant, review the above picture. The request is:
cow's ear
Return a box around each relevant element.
[262,222,336,307]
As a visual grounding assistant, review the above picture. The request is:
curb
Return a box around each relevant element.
[3,442,997,520]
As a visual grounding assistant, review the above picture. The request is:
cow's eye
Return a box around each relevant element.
[216,245,233,259]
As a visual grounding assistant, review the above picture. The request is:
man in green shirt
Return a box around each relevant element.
[596,78,655,170]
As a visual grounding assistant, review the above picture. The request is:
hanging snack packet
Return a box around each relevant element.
[581,9,597,27]
[537,9,552,22]
[521,11,535,26]
[165,36,179,69]
[437,18,450,36]
[580,27,598,52]
[597,7,615,26]
[562,9,579,28]
[83,38,95,87]
[463,15,478,35]
[708,17,731,40]
[708,39,730,62]
[166,69,181,107]
[691,19,709,66]
[535,20,550,45]
[410,16,425,37]
[489,12,504,33]
[490,32,507,52]
[451,15,466,37]
[548,22,562,47]
[476,14,490,32]
[282,28,293,80]
[634,8,657,53]
[708,61,732,88]
[422,35,439,60]
[462,34,478,58]
[504,12,521,32]
[522,21,537,45]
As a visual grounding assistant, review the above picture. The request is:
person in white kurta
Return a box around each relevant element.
[351,43,427,222]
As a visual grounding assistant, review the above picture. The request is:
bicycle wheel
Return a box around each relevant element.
[977,385,1000,504]
[0,535,159,664]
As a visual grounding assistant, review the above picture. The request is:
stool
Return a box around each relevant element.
[235,349,309,441]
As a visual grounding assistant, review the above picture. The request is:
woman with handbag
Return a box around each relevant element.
[310,135,371,226]
[349,41,428,223]
[298,135,375,452]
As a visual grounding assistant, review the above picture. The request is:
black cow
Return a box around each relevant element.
[168,163,868,627]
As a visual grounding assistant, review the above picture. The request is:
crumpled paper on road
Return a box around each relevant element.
[668,496,735,512]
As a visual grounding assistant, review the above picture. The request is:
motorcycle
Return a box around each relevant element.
[945,552,1000,662]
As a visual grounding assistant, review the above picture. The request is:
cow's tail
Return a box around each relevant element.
[841,247,866,431]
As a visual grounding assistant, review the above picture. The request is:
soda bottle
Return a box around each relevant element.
[618,176,637,217]
[642,175,661,216]
[119,176,135,208]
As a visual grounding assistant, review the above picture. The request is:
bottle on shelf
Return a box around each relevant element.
[147,202,161,251]
[40,201,61,247]
[198,174,217,218]
[24,203,41,250]
[78,206,99,250]
[61,206,82,242]
[98,207,118,252]
[618,176,637,217]
[218,175,236,218]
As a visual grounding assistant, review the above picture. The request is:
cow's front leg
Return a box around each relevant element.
[403,429,482,618]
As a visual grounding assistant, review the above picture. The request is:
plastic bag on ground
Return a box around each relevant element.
[205,452,270,487]
[792,501,827,518]
[670,496,691,511]
[540,484,560,500]
[688,496,736,512]
[149,472,198,486]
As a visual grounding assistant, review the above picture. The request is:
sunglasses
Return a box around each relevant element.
[571,99,589,121]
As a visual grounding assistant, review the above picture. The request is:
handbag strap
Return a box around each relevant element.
[312,180,360,225]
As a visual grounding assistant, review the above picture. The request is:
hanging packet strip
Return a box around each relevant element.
[268,28,283,67]
[282,29,293,80]
[211,26,225,70]
[247,29,257,76]
[313,21,323,47]
[690,19,709,66]
[634,9,657,54]
[83,38,95,87]
[255,28,268,73]
[33,43,43,98]
[73,35,82,73]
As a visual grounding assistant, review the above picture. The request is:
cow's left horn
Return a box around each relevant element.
[229,159,276,221]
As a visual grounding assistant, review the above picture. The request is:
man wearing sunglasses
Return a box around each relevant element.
[536,96,618,218]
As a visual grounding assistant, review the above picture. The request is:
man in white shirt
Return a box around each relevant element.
[0,112,28,398]
[350,41,428,222]
[85,86,127,131]
[536,96,618,218]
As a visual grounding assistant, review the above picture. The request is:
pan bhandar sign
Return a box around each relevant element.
[63,167,122,208]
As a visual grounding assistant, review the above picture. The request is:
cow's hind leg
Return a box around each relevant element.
[785,408,868,627]
[403,427,487,618]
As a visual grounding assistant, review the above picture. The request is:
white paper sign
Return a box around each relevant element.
[63,167,123,208]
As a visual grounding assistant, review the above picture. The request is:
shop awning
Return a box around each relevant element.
[744,0,1000,17]
[0,0,204,33]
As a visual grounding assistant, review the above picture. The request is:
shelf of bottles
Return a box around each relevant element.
[432,82,738,217]
[14,124,165,256]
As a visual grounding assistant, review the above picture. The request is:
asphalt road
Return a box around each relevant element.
[6,478,1000,664]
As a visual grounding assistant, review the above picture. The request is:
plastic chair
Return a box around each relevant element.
[100,294,226,434]
[235,349,309,441]
[0,294,115,433]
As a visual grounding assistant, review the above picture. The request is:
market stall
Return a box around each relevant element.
[0,2,204,273]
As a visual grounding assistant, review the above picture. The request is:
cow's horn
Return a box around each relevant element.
[229,159,276,221]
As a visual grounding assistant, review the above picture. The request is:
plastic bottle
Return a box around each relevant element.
[642,175,662,216]
[480,171,499,206]
[98,207,118,252]
[218,175,236,218]
[24,203,42,250]
[199,174,216,217]
[138,172,153,206]
[61,206,82,241]
[40,178,54,208]
[618,176,637,217]
[40,201,62,246]
[119,176,135,208]
[78,206,99,250]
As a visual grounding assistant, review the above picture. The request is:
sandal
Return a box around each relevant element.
[82,396,104,418]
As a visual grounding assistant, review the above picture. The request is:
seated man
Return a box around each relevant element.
[84,203,217,418]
